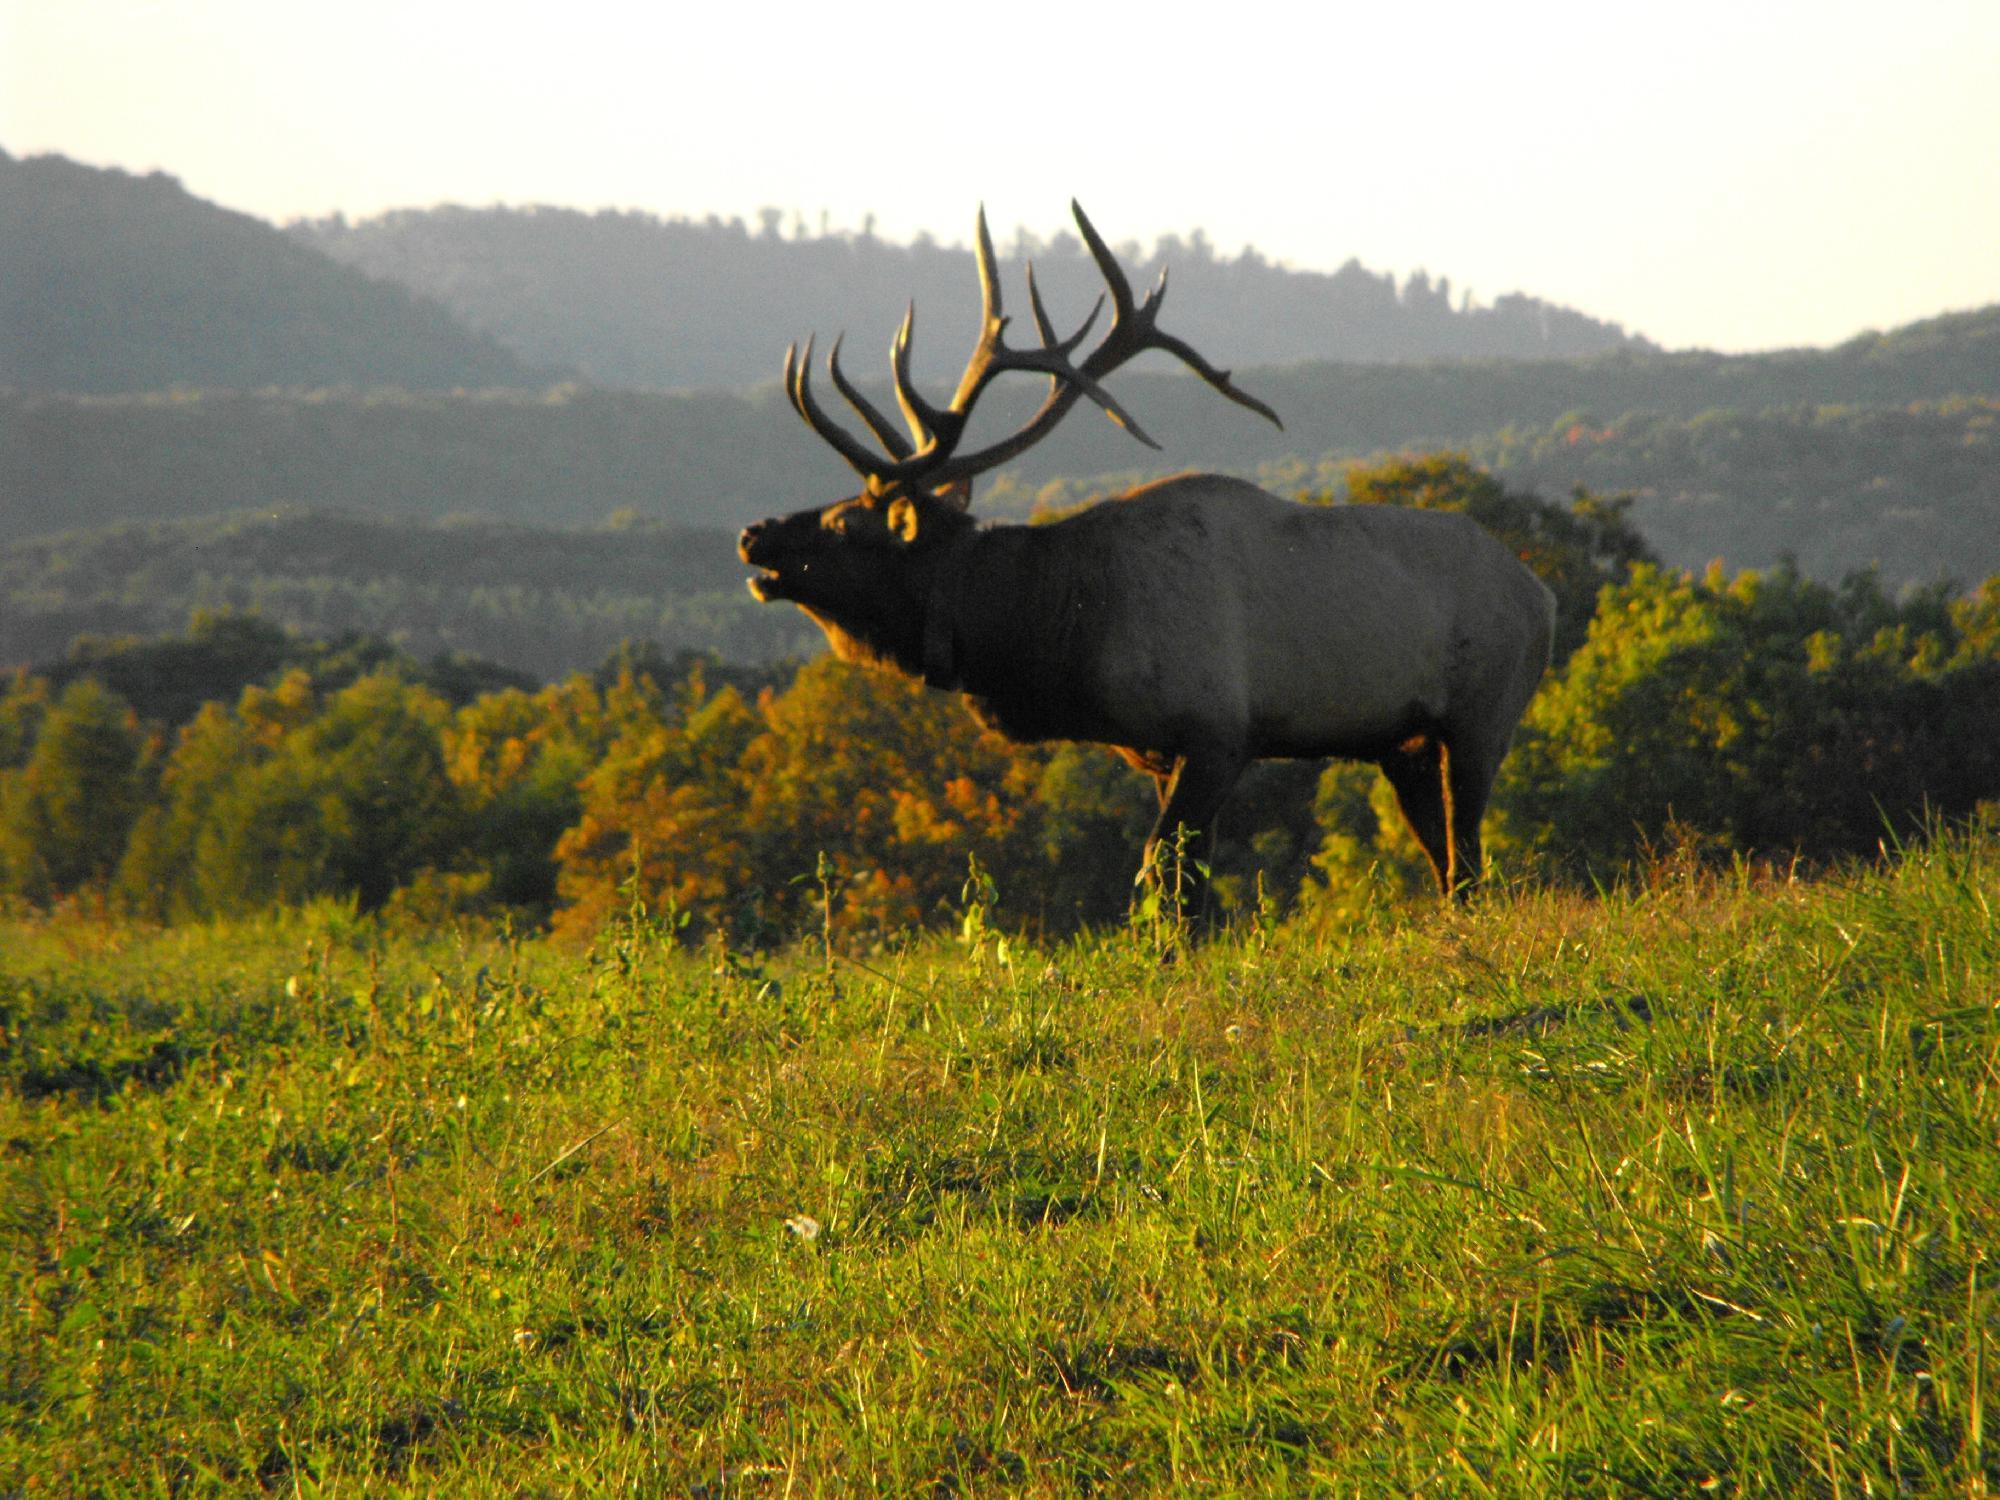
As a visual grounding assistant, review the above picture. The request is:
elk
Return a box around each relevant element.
[740,201,1555,910]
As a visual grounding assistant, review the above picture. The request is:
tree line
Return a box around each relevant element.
[5,460,1995,937]
[291,201,1643,390]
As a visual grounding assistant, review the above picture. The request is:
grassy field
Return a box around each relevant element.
[3,834,1997,1495]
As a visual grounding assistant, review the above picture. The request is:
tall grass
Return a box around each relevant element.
[3,831,1996,1494]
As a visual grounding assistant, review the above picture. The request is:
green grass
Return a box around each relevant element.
[4,834,1997,1495]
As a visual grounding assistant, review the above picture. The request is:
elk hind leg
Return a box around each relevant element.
[1443,734,1510,900]
[1141,748,1245,921]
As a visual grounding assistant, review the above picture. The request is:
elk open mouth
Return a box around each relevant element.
[742,553,795,603]
[739,529,789,602]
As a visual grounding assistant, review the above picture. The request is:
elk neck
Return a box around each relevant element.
[927,521,1121,746]
[919,529,978,691]
[800,526,978,688]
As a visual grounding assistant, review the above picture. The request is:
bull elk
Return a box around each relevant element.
[740,201,1555,911]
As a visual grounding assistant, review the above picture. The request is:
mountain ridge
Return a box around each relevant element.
[289,199,1649,390]
[0,149,553,393]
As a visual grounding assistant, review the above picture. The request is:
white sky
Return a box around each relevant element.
[6,0,1997,353]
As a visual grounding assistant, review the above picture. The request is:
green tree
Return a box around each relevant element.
[116,701,258,920]
[0,678,147,901]
[121,672,461,917]
[234,674,460,911]
[1491,563,2000,880]
[0,674,51,769]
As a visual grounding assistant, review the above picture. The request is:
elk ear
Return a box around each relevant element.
[887,496,923,543]
[931,479,973,512]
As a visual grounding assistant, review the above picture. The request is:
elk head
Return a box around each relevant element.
[739,200,1282,668]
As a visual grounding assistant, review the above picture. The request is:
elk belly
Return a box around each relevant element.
[1237,536,1456,756]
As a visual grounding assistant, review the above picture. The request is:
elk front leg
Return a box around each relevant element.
[1139,747,1245,924]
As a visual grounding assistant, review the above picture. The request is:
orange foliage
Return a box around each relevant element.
[551,657,1071,942]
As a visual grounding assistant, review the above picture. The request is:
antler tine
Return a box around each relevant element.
[1069,203,1282,430]
[1070,199,1139,336]
[1026,263,1058,347]
[946,207,1015,414]
[1027,264,1102,357]
[975,208,1005,330]
[1151,328,1287,430]
[783,341,802,417]
[891,303,958,459]
[789,334,898,478]
[827,335,913,462]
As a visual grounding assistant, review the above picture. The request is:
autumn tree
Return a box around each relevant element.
[550,656,1149,942]
[446,674,625,914]
[553,665,762,939]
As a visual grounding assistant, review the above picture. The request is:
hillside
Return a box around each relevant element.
[290,202,1647,388]
[0,509,817,679]
[1472,398,2000,584]
[0,151,549,393]
[5,306,1997,587]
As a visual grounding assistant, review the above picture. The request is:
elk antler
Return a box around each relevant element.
[784,201,1283,500]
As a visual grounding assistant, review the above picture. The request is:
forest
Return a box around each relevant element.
[5,459,1996,941]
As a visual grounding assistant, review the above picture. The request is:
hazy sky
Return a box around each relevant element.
[6,0,1996,353]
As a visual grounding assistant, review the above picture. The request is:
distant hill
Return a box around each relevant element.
[290,202,1649,389]
[0,150,550,393]
[0,509,817,679]
[6,305,1995,555]
[988,399,2000,591]
[1469,398,2000,586]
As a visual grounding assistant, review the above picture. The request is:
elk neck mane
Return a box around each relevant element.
[924,517,1120,743]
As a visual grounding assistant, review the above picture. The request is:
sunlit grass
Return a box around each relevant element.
[3,832,1996,1493]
